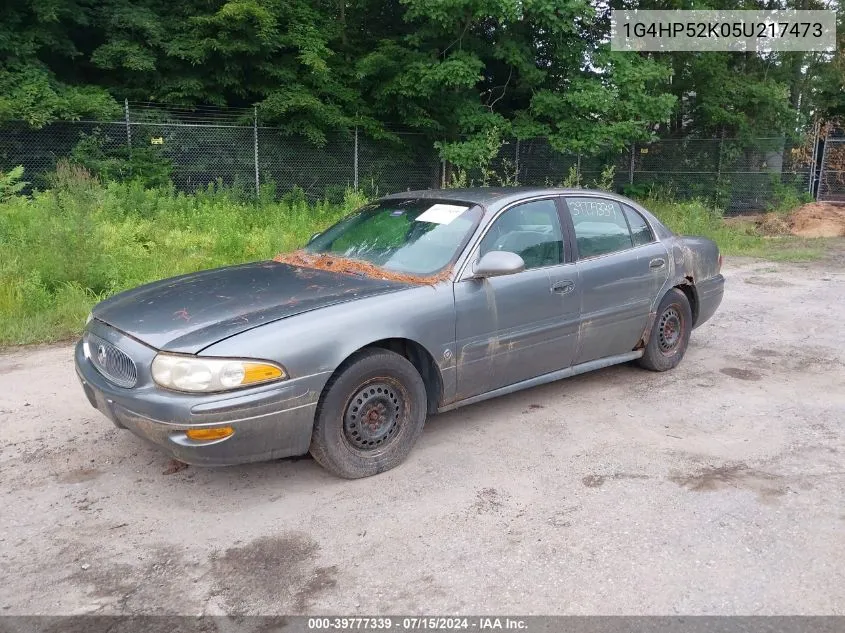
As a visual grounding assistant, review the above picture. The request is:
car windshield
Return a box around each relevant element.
[304,198,483,275]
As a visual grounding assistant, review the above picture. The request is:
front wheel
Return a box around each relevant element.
[637,288,692,372]
[310,349,428,478]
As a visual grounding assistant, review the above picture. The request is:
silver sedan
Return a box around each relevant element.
[75,188,725,478]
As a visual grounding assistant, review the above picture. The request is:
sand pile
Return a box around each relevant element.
[788,202,845,238]
[725,203,845,238]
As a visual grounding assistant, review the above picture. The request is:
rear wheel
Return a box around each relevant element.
[637,288,692,372]
[310,349,427,478]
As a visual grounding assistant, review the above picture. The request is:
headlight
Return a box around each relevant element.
[85,312,93,325]
[151,353,286,393]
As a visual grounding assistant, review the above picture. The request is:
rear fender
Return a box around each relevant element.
[671,236,721,284]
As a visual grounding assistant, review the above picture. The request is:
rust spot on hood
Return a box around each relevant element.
[273,251,451,286]
[292,267,318,279]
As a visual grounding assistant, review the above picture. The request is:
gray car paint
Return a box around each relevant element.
[91,260,409,354]
[453,195,580,398]
[454,261,582,399]
[75,187,725,466]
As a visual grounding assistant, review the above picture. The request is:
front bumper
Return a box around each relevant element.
[74,323,328,466]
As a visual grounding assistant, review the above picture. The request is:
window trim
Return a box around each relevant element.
[621,203,656,247]
[456,195,572,280]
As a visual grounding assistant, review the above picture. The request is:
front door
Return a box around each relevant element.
[454,198,581,400]
[562,196,670,364]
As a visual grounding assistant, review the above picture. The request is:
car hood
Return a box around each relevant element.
[92,260,408,353]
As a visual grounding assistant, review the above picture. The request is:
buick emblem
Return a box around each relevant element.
[97,344,108,365]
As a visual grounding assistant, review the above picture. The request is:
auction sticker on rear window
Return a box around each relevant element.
[416,204,469,224]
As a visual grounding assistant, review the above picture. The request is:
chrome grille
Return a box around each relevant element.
[85,332,137,388]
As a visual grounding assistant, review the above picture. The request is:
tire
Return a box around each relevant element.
[637,288,692,372]
[309,349,428,479]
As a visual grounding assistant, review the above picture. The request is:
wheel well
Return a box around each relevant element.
[636,281,700,351]
[347,338,443,415]
[676,278,699,325]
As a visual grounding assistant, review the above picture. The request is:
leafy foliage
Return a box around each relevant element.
[0,0,841,167]
[70,130,173,188]
[0,166,28,202]
[0,169,366,345]
[591,165,616,192]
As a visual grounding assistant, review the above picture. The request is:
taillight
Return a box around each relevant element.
[718,254,723,272]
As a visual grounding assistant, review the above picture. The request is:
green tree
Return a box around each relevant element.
[355,0,676,165]
[0,1,118,125]
[0,0,840,158]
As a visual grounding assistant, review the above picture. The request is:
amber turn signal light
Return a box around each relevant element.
[185,426,234,441]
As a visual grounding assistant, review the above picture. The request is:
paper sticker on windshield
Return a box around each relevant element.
[415,204,469,225]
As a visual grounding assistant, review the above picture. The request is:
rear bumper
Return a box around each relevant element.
[694,273,725,328]
[74,337,327,466]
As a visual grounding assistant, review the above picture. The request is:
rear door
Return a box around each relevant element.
[562,196,669,365]
[453,197,581,399]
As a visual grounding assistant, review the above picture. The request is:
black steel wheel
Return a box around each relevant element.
[343,380,404,451]
[657,306,683,354]
[637,288,692,372]
[310,349,428,478]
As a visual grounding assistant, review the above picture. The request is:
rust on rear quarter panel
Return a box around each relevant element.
[634,311,658,350]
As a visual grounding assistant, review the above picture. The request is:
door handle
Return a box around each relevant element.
[551,280,575,294]
[649,258,666,269]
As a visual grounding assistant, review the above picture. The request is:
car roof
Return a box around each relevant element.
[382,187,632,208]
[379,187,675,238]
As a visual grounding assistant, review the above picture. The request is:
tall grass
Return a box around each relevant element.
[0,165,363,345]
[643,196,764,252]
[0,168,826,347]
[642,195,823,261]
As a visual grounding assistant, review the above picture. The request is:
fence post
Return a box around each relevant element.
[715,132,724,207]
[441,159,446,188]
[354,125,359,190]
[629,143,635,186]
[807,121,819,195]
[514,138,520,186]
[124,99,132,174]
[253,106,260,199]
[576,154,581,187]
[816,137,829,201]
[716,133,724,181]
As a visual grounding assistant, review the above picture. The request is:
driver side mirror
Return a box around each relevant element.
[472,250,525,278]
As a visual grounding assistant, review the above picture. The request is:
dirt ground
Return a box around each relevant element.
[1,251,844,616]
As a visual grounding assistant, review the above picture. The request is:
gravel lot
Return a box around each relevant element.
[1,252,844,616]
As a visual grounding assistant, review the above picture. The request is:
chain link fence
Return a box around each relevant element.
[818,138,845,202]
[0,102,827,213]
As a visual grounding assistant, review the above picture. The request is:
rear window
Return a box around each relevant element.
[623,205,655,246]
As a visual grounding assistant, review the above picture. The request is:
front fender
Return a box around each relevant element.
[199,283,457,404]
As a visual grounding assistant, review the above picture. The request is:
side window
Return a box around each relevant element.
[623,205,654,247]
[478,199,564,270]
[565,197,633,259]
